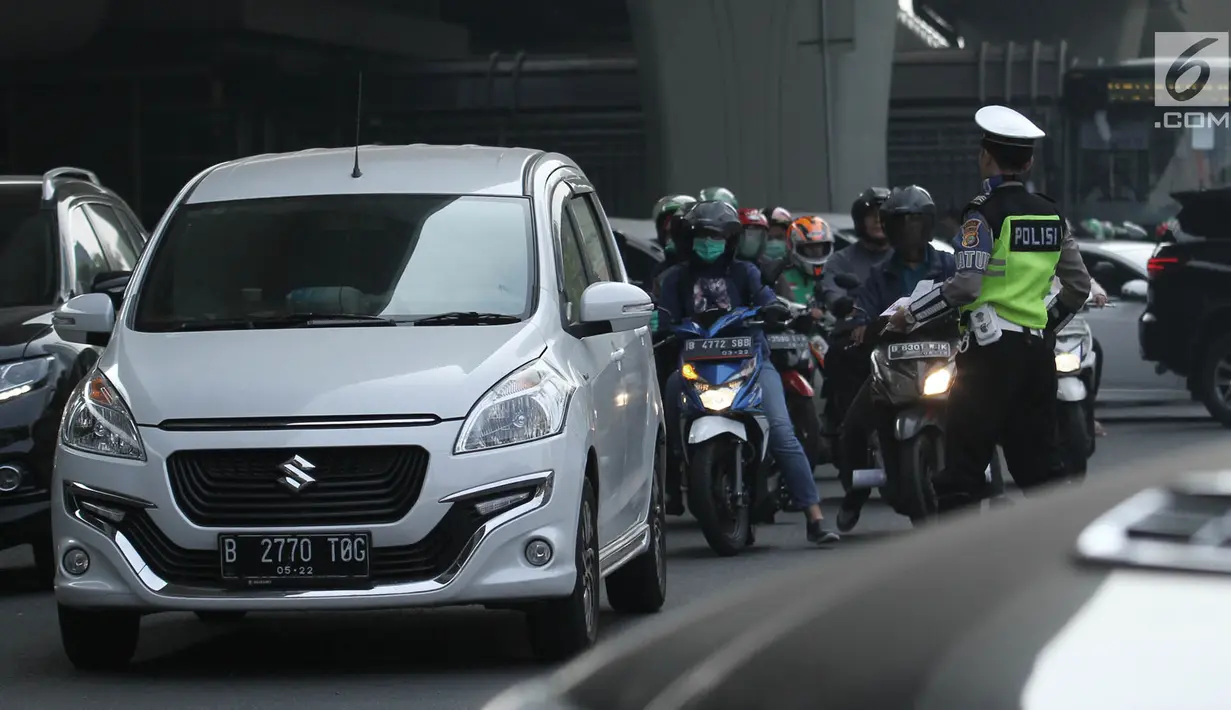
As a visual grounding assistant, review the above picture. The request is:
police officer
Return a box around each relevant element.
[886,105,1092,510]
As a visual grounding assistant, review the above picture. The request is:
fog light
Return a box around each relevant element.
[524,539,553,567]
[0,464,23,493]
[63,547,90,576]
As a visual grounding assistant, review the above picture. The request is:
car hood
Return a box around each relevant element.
[108,323,547,424]
[0,305,53,361]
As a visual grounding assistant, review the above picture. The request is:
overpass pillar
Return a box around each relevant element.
[628,0,897,213]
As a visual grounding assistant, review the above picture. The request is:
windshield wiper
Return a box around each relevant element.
[410,311,521,326]
[168,313,399,331]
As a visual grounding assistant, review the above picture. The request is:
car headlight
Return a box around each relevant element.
[922,365,953,396]
[0,356,54,403]
[60,370,145,460]
[455,359,575,454]
[695,380,742,411]
[1055,350,1081,373]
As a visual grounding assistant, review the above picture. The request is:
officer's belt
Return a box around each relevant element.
[994,313,1044,338]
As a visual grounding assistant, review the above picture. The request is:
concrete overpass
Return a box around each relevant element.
[0,0,1225,220]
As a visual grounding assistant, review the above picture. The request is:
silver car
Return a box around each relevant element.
[48,145,667,670]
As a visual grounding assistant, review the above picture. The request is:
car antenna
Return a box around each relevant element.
[350,71,364,179]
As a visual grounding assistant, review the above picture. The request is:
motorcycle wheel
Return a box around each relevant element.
[687,437,751,557]
[1057,401,1090,480]
[901,432,942,527]
[788,395,824,469]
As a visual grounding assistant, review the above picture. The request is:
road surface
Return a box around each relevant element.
[0,406,1222,710]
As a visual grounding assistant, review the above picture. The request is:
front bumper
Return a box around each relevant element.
[0,384,57,550]
[53,420,583,611]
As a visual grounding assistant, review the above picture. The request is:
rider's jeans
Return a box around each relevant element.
[664,364,821,509]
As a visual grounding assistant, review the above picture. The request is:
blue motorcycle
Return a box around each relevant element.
[668,305,783,555]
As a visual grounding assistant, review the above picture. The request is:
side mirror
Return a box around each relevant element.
[1120,279,1148,300]
[91,270,131,294]
[834,273,862,290]
[52,293,116,346]
[579,281,653,333]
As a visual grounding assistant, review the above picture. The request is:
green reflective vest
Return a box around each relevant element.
[960,185,1064,330]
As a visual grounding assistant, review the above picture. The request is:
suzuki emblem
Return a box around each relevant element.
[278,455,317,492]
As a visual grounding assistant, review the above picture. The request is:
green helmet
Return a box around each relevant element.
[698,186,738,208]
[651,194,697,222]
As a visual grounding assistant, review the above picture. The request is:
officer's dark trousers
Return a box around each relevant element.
[935,330,1066,511]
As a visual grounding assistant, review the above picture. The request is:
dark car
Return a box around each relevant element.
[1139,187,1231,425]
[607,217,666,291]
[0,168,146,583]
[485,437,1231,710]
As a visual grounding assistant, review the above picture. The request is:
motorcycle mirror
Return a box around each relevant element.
[834,273,862,290]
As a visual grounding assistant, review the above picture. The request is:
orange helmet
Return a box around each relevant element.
[787,216,835,277]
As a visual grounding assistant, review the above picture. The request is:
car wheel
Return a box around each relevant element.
[526,478,600,662]
[58,604,140,671]
[605,436,667,614]
[1199,333,1231,427]
[33,538,56,589]
[194,611,248,624]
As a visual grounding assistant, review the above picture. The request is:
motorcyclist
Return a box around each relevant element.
[817,188,893,313]
[652,194,698,260]
[814,188,894,464]
[736,208,793,298]
[699,186,738,207]
[781,215,834,300]
[760,207,794,289]
[834,185,956,532]
[655,200,840,544]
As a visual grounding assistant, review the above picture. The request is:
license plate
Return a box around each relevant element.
[683,336,754,360]
[767,333,809,350]
[219,532,370,587]
[886,341,952,360]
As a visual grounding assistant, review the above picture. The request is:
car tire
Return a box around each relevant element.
[58,604,140,671]
[605,436,667,615]
[33,538,56,589]
[1198,332,1231,427]
[526,478,600,662]
[194,611,248,624]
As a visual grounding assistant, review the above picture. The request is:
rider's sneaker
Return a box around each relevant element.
[806,519,840,544]
[836,503,862,533]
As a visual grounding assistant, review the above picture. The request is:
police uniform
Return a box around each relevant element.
[901,105,1092,508]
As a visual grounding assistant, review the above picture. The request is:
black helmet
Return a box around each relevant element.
[678,200,742,264]
[878,186,936,253]
[850,187,891,238]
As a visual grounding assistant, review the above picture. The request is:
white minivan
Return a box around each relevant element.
[49,145,667,669]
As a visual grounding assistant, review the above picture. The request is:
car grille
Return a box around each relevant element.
[166,446,429,527]
[116,505,487,588]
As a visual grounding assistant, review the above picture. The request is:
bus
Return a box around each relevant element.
[1061,57,1231,234]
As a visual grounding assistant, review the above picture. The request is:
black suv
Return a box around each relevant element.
[1139,187,1231,426]
[0,168,146,583]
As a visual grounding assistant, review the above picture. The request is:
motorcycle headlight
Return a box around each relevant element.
[695,380,742,412]
[455,359,575,454]
[0,355,54,403]
[922,365,954,396]
[1055,350,1081,373]
[60,370,146,460]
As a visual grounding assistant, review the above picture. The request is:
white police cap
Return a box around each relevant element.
[975,105,1045,147]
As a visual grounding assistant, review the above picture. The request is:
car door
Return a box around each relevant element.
[571,189,653,535]
[550,180,625,547]
[1080,251,1188,400]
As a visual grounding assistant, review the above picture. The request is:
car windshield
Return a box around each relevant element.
[133,194,534,331]
[0,184,57,308]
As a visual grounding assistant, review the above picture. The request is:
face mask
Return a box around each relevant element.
[664,240,676,255]
[693,238,727,263]
[737,233,762,258]
[763,239,788,259]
